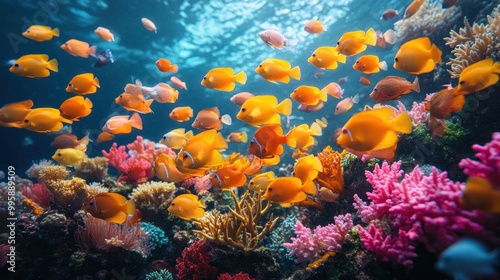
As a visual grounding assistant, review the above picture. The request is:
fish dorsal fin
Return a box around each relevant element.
[171,128,186,135]
[205,107,220,117]
[409,37,431,51]
[213,132,228,150]
[361,107,395,121]
[270,58,291,69]
[217,67,235,76]
[252,95,278,105]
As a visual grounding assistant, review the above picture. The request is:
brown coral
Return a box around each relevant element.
[444,5,500,78]
[129,181,176,213]
[38,165,70,182]
[314,146,344,194]
[193,190,278,252]
[74,156,109,182]
[44,177,89,210]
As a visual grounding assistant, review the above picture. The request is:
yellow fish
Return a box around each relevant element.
[287,122,322,152]
[236,95,292,127]
[225,131,248,143]
[9,54,58,78]
[255,58,301,84]
[152,154,191,183]
[21,108,72,133]
[248,171,275,192]
[335,28,377,56]
[393,37,442,74]
[66,73,100,95]
[290,85,328,106]
[176,129,228,171]
[59,96,93,121]
[0,100,33,128]
[460,177,500,214]
[52,148,86,167]
[404,0,426,18]
[263,177,316,207]
[293,154,323,183]
[168,194,205,221]
[23,25,59,42]
[336,107,411,152]
[160,128,194,150]
[456,58,500,94]
[85,193,136,224]
[201,67,247,92]
[308,46,347,70]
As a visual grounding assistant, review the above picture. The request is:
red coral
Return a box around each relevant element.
[21,182,53,208]
[0,243,9,269]
[175,240,217,280]
[217,272,255,280]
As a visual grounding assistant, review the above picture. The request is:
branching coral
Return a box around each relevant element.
[74,156,108,182]
[193,190,278,252]
[445,4,500,78]
[314,146,344,194]
[395,1,462,44]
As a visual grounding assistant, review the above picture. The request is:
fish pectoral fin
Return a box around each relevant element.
[373,131,398,151]
[275,75,291,84]
[420,59,438,74]
[291,191,307,203]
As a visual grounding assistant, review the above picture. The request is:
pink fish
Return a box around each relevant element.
[170,76,187,90]
[298,101,324,112]
[321,82,343,99]
[230,92,254,106]
[258,30,296,49]
[141,18,157,33]
[335,94,359,115]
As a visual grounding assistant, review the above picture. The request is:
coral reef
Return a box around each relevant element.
[140,222,169,250]
[25,159,56,178]
[459,132,500,186]
[445,4,500,78]
[180,174,213,194]
[129,181,176,220]
[20,182,53,208]
[314,146,344,194]
[74,156,108,182]
[217,272,254,280]
[175,240,218,280]
[353,161,500,268]
[144,269,174,280]
[194,190,278,251]
[37,165,70,182]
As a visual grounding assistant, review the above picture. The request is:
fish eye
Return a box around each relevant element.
[89,202,94,206]
[355,61,359,64]
[268,187,273,192]
[14,63,20,67]
[241,108,246,112]
[312,53,316,57]
[203,76,207,80]
[24,119,29,123]
[171,203,175,206]
[342,129,348,134]
[57,153,62,156]
[183,154,188,159]
[162,136,166,139]
[258,64,262,68]
[336,41,340,45]
[459,81,465,85]
[394,57,398,62]
[249,182,254,185]
[68,83,72,87]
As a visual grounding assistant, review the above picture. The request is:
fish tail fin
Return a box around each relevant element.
[172,64,178,73]
[302,179,317,195]
[289,66,301,80]
[312,156,323,173]
[93,76,100,88]
[234,71,247,85]
[240,131,248,143]
[46,59,58,72]
[352,94,360,104]
[319,87,328,102]
[337,54,347,64]
[378,60,388,71]
[383,29,396,45]
[77,133,91,152]
[184,130,194,140]
[430,44,442,64]
[88,45,97,57]
[52,27,60,37]
[449,92,465,113]
[220,114,232,125]
[276,98,293,116]
[213,132,229,150]
[124,200,136,216]
[365,28,377,46]
[310,122,323,136]
[389,112,412,134]
[61,116,73,124]
[493,60,500,74]
[412,77,420,93]
[129,112,143,130]
[285,132,297,148]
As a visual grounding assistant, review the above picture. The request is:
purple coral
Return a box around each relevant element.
[283,213,353,263]
[353,161,499,268]
[459,132,500,187]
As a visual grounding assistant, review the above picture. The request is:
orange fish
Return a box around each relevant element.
[294,154,323,183]
[263,177,316,207]
[0,100,33,127]
[9,54,58,78]
[336,107,411,152]
[336,28,377,56]
[66,73,100,95]
[290,85,328,106]
[456,58,500,94]
[115,92,154,114]
[94,27,114,42]
[176,129,228,171]
[304,20,326,34]
[255,58,301,84]
[102,112,142,134]
[191,107,232,131]
[21,108,72,133]
[160,128,194,149]
[370,76,420,102]
[225,131,248,143]
[460,177,500,214]
[141,18,157,33]
[248,124,296,165]
[380,9,399,20]
[85,193,136,224]
[170,76,187,90]
[335,94,359,115]
[59,96,93,121]
[308,46,347,70]
[51,133,90,150]
[169,106,193,122]
[404,0,425,18]
[236,95,292,127]
[156,58,178,73]
[393,37,442,74]
[96,131,115,143]
[425,87,464,119]
[168,194,205,221]
[201,68,246,92]
[230,92,254,106]
[61,39,97,58]
[353,55,388,74]
[152,154,190,183]
[287,122,322,152]
[210,157,249,190]
[321,82,343,98]
[428,116,448,138]
[22,25,59,42]
[359,76,371,86]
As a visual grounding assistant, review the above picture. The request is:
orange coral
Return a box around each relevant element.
[23,197,44,215]
[314,146,344,194]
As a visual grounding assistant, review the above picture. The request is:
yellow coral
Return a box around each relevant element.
[129,181,176,212]
[74,156,109,182]
[314,146,344,194]
[38,165,70,182]
[23,197,44,215]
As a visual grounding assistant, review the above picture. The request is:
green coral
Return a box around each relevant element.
[145,269,173,280]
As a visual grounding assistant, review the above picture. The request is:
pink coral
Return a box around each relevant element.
[353,161,499,268]
[180,175,212,194]
[283,214,353,263]
[21,182,53,208]
[459,132,500,187]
